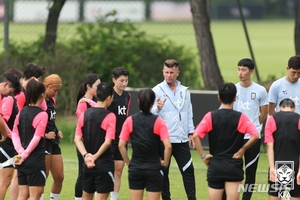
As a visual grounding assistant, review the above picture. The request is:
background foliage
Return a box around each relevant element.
[0,14,200,115]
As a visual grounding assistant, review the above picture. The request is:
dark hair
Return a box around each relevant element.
[237,58,255,70]
[218,82,237,104]
[138,88,155,113]
[0,72,22,95]
[23,63,44,80]
[76,73,100,104]
[288,55,300,70]
[112,67,129,79]
[96,82,113,102]
[5,68,23,80]
[164,59,179,69]
[279,98,295,109]
[25,79,45,105]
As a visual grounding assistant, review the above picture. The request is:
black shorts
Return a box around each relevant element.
[111,142,127,161]
[207,157,243,189]
[18,170,46,186]
[129,169,164,192]
[208,179,241,189]
[45,141,61,155]
[82,172,114,194]
[0,146,17,168]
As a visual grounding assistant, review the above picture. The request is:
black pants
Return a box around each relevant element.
[162,142,196,200]
[242,138,261,200]
[222,139,261,200]
[75,148,84,198]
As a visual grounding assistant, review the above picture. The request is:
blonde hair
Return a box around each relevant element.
[43,74,62,90]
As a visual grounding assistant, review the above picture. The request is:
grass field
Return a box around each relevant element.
[4,143,270,200]
[0,20,295,83]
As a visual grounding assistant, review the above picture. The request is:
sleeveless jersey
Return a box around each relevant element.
[17,106,45,171]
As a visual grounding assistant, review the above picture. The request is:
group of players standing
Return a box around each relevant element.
[0,64,64,200]
[0,55,300,200]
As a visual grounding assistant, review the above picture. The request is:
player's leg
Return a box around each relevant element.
[49,145,64,199]
[95,172,114,200]
[30,170,46,200]
[242,139,261,200]
[17,171,30,200]
[207,179,225,200]
[17,185,29,200]
[145,169,163,200]
[28,186,44,200]
[10,169,19,200]
[161,146,172,200]
[172,142,196,200]
[224,181,242,200]
[0,167,14,199]
[111,144,125,200]
[75,149,83,200]
[128,170,145,200]
[82,191,94,200]
[82,172,96,200]
[111,160,124,199]
[208,187,224,200]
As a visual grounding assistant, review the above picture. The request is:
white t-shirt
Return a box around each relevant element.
[233,82,268,139]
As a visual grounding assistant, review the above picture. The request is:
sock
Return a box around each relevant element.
[75,198,82,200]
[39,194,44,200]
[111,192,118,200]
[50,193,60,200]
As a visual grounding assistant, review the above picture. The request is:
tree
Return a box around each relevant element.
[295,0,300,55]
[44,0,66,54]
[189,0,224,89]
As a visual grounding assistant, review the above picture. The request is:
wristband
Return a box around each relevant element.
[201,153,206,159]
[83,153,88,159]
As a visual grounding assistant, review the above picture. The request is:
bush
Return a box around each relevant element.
[0,14,201,115]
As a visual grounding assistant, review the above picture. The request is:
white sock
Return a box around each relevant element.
[110,192,118,200]
[75,198,82,200]
[50,193,60,200]
[39,194,44,200]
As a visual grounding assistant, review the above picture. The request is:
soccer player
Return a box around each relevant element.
[0,72,22,140]
[233,58,268,200]
[42,74,64,200]
[107,67,131,200]
[268,55,300,115]
[193,82,259,200]
[10,63,44,200]
[12,79,48,200]
[118,88,172,200]
[74,73,100,200]
[265,98,300,199]
[0,69,22,200]
[74,82,116,200]
[15,63,44,111]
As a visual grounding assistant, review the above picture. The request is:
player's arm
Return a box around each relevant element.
[74,114,88,156]
[264,115,276,182]
[153,117,172,168]
[234,114,259,158]
[93,113,116,160]
[21,112,48,159]
[266,142,276,182]
[119,116,133,165]
[193,112,213,166]
[0,116,8,141]
[259,105,268,124]
[268,103,276,116]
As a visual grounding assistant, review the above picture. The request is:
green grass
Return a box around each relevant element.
[4,143,269,199]
[0,20,295,83]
